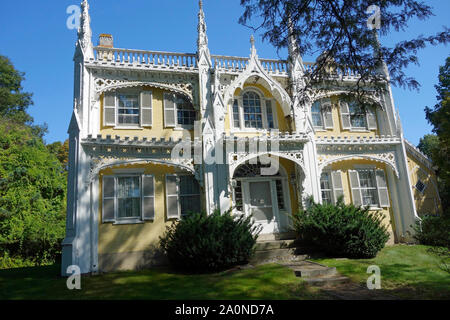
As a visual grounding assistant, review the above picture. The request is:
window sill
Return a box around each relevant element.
[173,126,194,131]
[113,126,145,130]
[230,128,279,134]
[112,219,145,225]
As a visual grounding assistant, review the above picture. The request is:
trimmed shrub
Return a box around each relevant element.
[292,199,389,258]
[159,209,260,272]
[414,215,450,248]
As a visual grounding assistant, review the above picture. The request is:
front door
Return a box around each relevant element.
[244,180,279,234]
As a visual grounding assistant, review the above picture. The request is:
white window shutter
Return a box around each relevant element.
[140,91,153,127]
[142,175,155,220]
[165,175,180,219]
[104,92,116,126]
[349,170,362,206]
[376,169,390,207]
[102,176,116,223]
[164,93,176,127]
[331,171,344,203]
[322,100,334,129]
[366,107,378,130]
[339,100,351,130]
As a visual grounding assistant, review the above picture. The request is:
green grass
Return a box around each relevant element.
[1,245,447,300]
[0,263,323,300]
[313,244,450,299]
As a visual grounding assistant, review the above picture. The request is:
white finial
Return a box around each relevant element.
[199,0,203,10]
[77,0,94,59]
[250,35,257,56]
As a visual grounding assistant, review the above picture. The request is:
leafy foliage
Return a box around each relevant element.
[292,199,389,258]
[160,210,260,272]
[0,56,68,267]
[239,0,449,98]
[425,56,450,215]
[417,134,440,160]
[414,215,450,249]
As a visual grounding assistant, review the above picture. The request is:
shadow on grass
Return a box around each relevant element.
[0,263,322,300]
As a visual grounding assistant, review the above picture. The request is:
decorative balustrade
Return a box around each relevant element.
[91,47,360,79]
[92,47,198,70]
[211,55,289,75]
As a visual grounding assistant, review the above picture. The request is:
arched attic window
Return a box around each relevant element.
[232,90,277,130]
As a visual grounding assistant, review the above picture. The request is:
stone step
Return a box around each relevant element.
[280,261,337,278]
[303,275,351,287]
[257,232,296,241]
[254,239,296,251]
[250,248,308,265]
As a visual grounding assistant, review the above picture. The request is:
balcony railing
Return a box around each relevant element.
[211,55,289,75]
[91,47,359,78]
[92,47,198,70]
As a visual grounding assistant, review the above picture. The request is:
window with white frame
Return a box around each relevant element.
[165,174,201,219]
[357,170,378,206]
[319,171,344,204]
[232,90,277,130]
[243,91,263,129]
[320,172,333,204]
[348,102,367,129]
[103,90,152,128]
[311,101,324,128]
[339,98,377,131]
[102,174,155,224]
[311,99,333,130]
[349,168,390,208]
[117,94,140,125]
[164,92,196,128]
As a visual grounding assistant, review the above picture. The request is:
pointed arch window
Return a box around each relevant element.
[232,90,277,130]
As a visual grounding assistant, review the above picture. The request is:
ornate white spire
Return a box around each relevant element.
[250,35,257,57]
[76,0,94,59]
[197,0,209,54]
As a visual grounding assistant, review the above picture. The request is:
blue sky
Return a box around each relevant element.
[0,0,448,145]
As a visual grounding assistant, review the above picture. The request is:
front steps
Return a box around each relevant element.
[251,239,307,264]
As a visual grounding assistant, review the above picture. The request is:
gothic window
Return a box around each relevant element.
[339,98,377,131]
[349,168,390,208]
[415,180,426,193]
[232,90,277,130]
[243,91,263,129]
[358,170,379,206]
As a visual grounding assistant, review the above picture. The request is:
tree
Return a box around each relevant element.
[0,55,47,138]
[239,0,449,100]
[0,119,67,265]
[47,139,69,171]
[425,56,450,214]
[417,134,439,160]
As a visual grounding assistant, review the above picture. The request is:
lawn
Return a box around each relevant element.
[313,244,450,299]
[0,263,323,300]
[0,245,448,300]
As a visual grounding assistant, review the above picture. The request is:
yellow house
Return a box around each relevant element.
[61,0,441,274]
